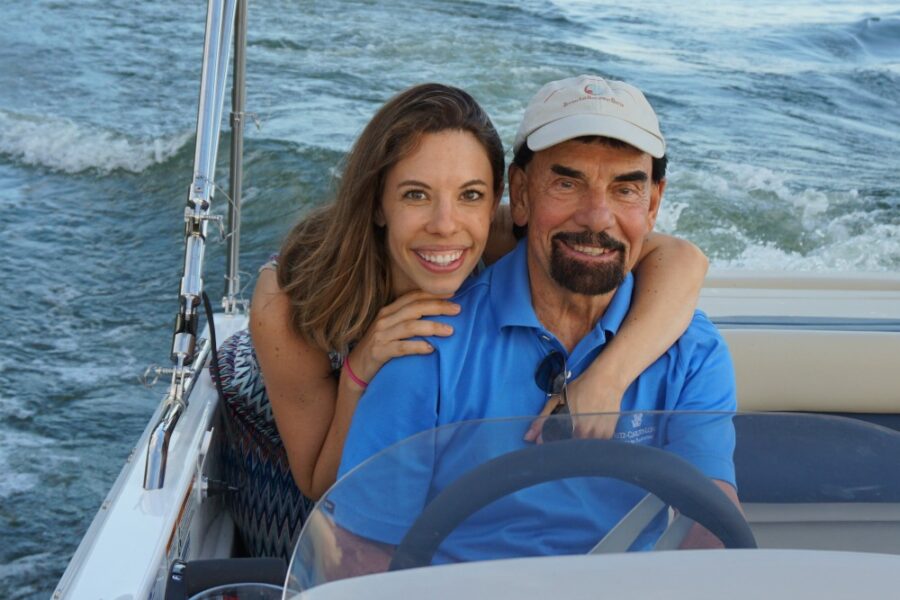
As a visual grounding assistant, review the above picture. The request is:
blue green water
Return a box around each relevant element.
[1,0,898,596]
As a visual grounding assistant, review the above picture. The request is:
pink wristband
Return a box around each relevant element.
[343,358,368,389]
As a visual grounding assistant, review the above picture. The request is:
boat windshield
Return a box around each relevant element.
[284,411,900,594]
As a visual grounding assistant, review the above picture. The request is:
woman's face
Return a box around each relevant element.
[379,130,498,297]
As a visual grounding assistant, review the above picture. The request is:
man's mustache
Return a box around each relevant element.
[553,231,626,253]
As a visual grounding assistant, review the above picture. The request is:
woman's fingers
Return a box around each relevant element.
[351,292,461,381]
[523,396,562,443]
[362,304,460,368]
[375,298,460,331]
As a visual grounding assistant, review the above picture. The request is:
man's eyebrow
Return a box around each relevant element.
[550,164,585,179]
[397,179,431,189]
[613,170,649,183]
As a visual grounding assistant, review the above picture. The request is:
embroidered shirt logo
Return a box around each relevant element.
[614,412,655,444]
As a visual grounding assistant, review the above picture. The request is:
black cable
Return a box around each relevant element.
[201,291,227,408]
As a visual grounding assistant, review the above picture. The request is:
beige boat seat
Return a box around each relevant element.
[720,328,900,413]
[701,269,900,415]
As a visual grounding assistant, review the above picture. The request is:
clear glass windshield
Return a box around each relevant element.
[284,411,900,594]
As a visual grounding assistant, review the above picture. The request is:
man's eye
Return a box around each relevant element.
[461,189,484,202]
[616,185,643,199]
[556,179,576,190]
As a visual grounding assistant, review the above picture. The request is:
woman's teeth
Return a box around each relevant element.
[570,244,610,257]
[417,250,463,266]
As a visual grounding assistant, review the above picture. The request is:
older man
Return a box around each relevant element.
[333,75,739,562]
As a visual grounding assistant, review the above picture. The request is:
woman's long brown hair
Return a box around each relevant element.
[276,83,505,355]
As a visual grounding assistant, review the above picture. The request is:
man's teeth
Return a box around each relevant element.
[570,244,610,257]
[418,250,463,266]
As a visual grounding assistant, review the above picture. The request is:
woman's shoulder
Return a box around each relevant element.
[250,270,337,380]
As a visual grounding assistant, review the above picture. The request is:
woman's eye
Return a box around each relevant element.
[403,190,427,201]
[461,189,484,202]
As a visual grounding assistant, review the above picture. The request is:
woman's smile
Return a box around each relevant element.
[379,130,497,296]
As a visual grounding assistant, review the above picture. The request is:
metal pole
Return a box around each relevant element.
[145,0,238,490]
[225,0,248,313]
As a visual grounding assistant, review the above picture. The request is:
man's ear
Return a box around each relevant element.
[647,178,665,231]
[508,164,529,226]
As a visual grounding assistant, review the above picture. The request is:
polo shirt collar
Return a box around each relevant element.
[490,239,542,330]
[489,238,635,343]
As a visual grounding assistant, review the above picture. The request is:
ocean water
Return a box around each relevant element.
[0,0,898,596]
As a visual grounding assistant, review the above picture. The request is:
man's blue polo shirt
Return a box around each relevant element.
[334,239,737,562]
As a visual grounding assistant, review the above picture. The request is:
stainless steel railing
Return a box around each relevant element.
[144,0,246,490]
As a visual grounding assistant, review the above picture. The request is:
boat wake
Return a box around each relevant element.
[0,109,193,175]
[663,164,900,271]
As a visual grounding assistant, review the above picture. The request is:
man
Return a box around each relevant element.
[332,75,739,565]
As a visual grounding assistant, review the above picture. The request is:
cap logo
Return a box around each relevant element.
[560,85,624,109]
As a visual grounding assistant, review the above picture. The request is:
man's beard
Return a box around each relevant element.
[550,231,626,295]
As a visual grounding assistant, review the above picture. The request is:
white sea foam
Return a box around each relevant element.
[655,200,688,233]
[0,428,53,498]
[719,221,899,271]
[0,552,55,583]
[667,164,899,272]
[0,109,192,174]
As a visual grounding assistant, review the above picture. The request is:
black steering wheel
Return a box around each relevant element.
[389,438,755,571]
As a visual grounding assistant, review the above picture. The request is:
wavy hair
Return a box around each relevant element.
[277,83,505,354]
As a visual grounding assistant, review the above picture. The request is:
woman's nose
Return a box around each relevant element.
[425,197,459,236]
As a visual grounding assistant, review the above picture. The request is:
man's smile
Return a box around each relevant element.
[553,231,626,261]
[567,243,615,258]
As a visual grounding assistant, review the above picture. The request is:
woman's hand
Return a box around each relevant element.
[566,376,623,439]
[523,371,624,443]
[346,290,461,386]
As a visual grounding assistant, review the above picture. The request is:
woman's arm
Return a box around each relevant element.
[251,269,342,498]
[305,290,459,498]
[589,232,708,386]
[252,270,459,499]
[525,232,709,441]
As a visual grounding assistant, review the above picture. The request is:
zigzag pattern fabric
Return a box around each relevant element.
[214,329,315,560]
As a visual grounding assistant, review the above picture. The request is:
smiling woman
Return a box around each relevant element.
[378,129,499,297]
[250,83,506,505]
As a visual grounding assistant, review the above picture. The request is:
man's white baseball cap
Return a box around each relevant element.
[513,75,666,158]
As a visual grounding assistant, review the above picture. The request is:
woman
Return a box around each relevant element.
[242,82,707,506]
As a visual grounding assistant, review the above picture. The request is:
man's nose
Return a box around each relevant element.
[573,188,615,230]
[425,196,459,236]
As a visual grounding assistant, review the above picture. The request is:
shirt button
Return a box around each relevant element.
[540,335,551,342]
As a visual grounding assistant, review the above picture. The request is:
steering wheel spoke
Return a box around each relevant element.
[654,513,696,551]
[589,493,667,554]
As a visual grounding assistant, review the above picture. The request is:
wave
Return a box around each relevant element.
[664,164,899,272]
[848,15,900,60]
[0,428,54,499]
[0,109,193,175]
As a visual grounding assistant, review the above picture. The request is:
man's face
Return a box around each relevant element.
[509,139,664,297]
